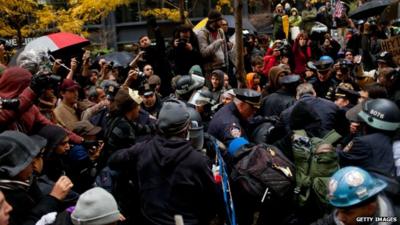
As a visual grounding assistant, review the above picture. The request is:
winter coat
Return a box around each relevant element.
[301,7,317,32]
[168,29,203,76]
[0,67,82,143]
[197,27,228,75]
[309,76,338,99]
[292,40,312,75]
[0,179,61,225]
[273,13,285,40]
[339,132,396,177]
[108,135,221,225]
[289,15,302,27]
[262,54,279,78]
[260,89,296,117]
[280,94,340,133]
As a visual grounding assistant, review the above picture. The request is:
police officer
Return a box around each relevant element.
[260,74,300,117]
[340,98,400,177]
[207,88,261,145]
[278,83,340,135]
[311,166,399,225]
[334,84,360,112]
[309,55,338,99]
[138,83,163,118]
[108,99,221,225]
[173,74,205,101]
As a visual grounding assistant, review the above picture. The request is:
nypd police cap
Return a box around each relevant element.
[234,88,261,109]
[279,74,301,85]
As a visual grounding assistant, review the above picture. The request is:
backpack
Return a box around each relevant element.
[231,144,295,201]
[292,129,341,210]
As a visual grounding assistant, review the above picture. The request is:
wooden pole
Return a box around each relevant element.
[235,0,245,86]
[179,0,185,24]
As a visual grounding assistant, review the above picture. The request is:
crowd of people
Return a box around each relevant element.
[0,0,400,225]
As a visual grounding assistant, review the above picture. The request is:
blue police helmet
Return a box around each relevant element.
[319,55,334,64]
[328,167,387,208]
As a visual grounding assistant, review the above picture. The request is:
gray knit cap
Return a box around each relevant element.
[71,187,121,225]
[157,99,190,135]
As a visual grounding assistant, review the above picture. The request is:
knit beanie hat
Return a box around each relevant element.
[189,65,203,77]
[157,99,190,136]
[71,187,121,225]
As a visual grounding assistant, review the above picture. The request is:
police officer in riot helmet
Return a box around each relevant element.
[187,106,204,151]
[188,88,216,130]
[311,167,399,225]
[174,74,204,102]
[341,98,400,177]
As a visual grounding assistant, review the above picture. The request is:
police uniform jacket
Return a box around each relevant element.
[260,89,296,117]
[207,102,249,145]
[280,94,340,133]
[339,132,396,177]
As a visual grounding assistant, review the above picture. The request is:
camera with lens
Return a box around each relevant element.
[177,38,188,48]
[34,70,62,90]
[0,98,19,110]
[138,71,145,77]
[107,61,114,70]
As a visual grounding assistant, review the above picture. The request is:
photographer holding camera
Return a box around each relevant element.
[169,24,202,76]
[0,67,83,143]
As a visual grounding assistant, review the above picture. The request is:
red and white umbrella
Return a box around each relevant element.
[24,32,90,53]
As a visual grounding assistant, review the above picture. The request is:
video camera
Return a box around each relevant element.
[33,70,62,90]
[177,38,188,48]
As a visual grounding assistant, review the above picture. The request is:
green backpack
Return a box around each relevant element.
[292,129,341,211]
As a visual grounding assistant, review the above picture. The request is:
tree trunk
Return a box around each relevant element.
[17,28,23,48]
[179,0,185,24]
[235,0,245,86]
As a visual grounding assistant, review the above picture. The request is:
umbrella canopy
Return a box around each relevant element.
[349,0,394,20]
[193,15,256,33]
[24,32,90,53]
[98,51,134,68]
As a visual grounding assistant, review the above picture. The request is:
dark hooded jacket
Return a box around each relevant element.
[108,134,220,225]
[206,69,225,103]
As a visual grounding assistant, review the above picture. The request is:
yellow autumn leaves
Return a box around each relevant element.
[0,0,130,38]
[141,8,184,22]
[216,0,234,14]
